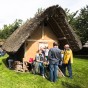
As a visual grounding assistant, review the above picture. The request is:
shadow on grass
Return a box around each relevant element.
[0,63,2,65]
[2,57,9,68]
[74,56,88,60]
[62,81,81,88]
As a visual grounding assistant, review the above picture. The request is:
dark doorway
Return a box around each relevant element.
[14,43,25,61]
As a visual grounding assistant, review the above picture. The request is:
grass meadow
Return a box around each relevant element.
[0,55,88,88]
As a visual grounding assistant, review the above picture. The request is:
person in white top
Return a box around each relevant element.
[44,46,49,61]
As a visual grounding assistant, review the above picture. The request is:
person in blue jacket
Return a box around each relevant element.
[48,42,62,82]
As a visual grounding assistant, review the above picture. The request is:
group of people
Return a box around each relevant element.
[33,42,73,82]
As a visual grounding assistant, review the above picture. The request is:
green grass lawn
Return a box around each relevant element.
[0,55,88,88]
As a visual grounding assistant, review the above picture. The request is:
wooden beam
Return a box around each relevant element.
[51,17,70,44]
[26,39,57,42]
[47,19,65,38]
[42,23,44,39]
[47,20,59,38]
[58,37,66,40]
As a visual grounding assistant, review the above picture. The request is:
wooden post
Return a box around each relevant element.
[42,23,44,40]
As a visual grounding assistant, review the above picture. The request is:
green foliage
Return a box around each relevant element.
[74,5,88,44]
[0,55,88,88]
[65,6,88,44]
[0,19,23,39]
[65,8,78,32]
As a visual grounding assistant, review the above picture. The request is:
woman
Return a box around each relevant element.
[35,50,45,78]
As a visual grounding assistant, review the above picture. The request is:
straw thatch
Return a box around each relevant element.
[2,5,82,53]
[0,39,5,47]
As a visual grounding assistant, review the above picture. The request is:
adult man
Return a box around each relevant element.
[48,42,62,82]
[62,44,73,79]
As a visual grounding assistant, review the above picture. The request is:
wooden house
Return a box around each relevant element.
[2,5,82,62]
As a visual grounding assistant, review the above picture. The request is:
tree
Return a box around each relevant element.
[0,19,23,39]
[65,6,88,44]
[74,5,88,44]
[65,8,78,28]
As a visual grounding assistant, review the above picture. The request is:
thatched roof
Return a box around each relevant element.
[0,39,5,47]
[2,5,82,53]
[83,41,88,48]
